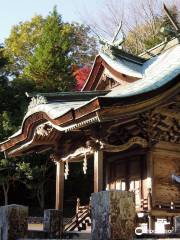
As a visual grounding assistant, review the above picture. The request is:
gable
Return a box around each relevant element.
[82,54,142,91]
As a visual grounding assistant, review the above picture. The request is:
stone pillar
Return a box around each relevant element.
[0,204,28,240]
[91,191,136,240]
[94,150,103,192]
[43,209,63,238]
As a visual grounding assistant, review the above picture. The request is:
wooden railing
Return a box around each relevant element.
[64,198,91,232]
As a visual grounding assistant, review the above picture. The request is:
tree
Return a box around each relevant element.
[124,3,180,54]
[0,47,34,206]
[0,47,17,140]
[81,0,180,54]
[23,7,75,91]
[74,65,91,91]
[5,8,97,91]
[0,47,11,112]
[5,15,45,76]
[70,23,97,66]
[0,157,31,205]
[22,153,54,210]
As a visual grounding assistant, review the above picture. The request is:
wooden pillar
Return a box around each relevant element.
[146,151,153,198]
[94,150,103,192]
[55,161,64,211]
[105,161,110,190]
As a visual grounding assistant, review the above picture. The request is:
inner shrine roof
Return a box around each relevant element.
[99,51,143,79]
[107,44,180,97]
[82,38,180,91]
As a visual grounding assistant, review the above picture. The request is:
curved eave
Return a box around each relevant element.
[8,125,59,157]
[1,76,179,157]
[0,98,101,153]
[0,109,73,151]
[99,77,179,120]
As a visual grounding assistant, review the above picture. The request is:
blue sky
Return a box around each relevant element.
[0,0,105,42]
[0,0,178,43]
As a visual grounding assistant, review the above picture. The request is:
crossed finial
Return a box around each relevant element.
[99,21,125,50]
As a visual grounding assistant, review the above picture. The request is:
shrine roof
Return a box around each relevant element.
[99,51,143,79]
[0,39,179,157]
[82,38,180,91]
[25,90,109,101]
[107,44,180,97]
[25,101,88,120]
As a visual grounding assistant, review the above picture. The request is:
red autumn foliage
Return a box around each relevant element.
[74,65,91,91]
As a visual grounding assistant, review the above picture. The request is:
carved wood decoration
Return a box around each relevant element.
[61,146,93,162]
[59,136,148,162]
[55,97,179,163]
[28,96,48,111]
[100,136,148,152]
[50,153,61,163]
[36,123,53,137]
[139,103,180,144]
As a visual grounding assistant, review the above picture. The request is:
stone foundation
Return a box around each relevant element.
[0,204,28,240]
[43,209,63,238]
[91,191,136,240]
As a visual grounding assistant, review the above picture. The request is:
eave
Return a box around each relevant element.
[1,76,179,157]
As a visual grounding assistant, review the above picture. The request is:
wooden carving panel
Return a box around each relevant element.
[153,153,180,204]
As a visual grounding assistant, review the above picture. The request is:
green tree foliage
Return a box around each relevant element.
[24,7,75,91]
[5,8,97,92]
[0,112,16,140]
[70,23,97,66]
[21,154,54,210]
[5,15,45,76]
[0,158,32,205]
[0,47,17,139]
[0,47,10,111]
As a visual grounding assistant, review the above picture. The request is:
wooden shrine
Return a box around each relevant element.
[0,33,180,233]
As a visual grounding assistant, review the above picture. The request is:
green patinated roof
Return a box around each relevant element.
[26,90,109,102]
[107,44,180,97]
[0,38,179,156]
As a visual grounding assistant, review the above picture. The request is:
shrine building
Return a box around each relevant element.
[0,34,180,233]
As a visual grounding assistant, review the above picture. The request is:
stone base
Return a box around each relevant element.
[44,209,63,238]
[91,191,136,240]
[0,204,28,240]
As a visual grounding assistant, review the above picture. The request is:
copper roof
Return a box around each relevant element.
[0,41,179,157]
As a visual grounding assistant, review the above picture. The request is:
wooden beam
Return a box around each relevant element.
[55,161,64,211]
[60,137,148,163]
[94,150,103,192]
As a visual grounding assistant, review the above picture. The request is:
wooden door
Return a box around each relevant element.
[109,156,144,208]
